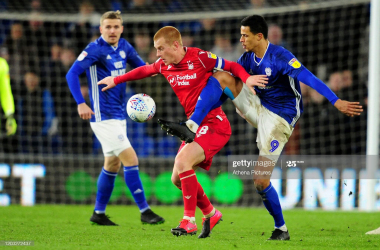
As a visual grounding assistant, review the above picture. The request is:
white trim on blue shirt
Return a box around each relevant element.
[254,42,270,66]
[100,35,118,50]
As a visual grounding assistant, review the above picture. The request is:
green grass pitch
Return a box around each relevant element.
[1,205,379,249]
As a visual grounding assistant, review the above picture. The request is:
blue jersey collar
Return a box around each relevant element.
[254,42,271,66]
[100,35,119,50]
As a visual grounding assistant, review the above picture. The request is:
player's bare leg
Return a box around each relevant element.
[171,165,223,238]
[170,142,222,237]
[170,142,204,236]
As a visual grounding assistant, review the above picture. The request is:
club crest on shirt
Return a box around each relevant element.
[77,51,88,61]
[265,67,272,76]
[187,60,194,70]
[119,50,126,59]
[288,58,301,69]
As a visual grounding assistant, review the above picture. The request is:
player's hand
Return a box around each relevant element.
[78,103,94,120]
[334,99,363,117]
[5,114,17,136]
[245,75,268,95]
[98,76,116,92]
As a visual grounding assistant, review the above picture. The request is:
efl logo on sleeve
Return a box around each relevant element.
[288,58,301,69]
[77,51,88,61]
[207,52,217,59]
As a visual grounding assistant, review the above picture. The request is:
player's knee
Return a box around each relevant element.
[254,179,270,192]
[174,157,192,173]
[118,146,138,166]
[171,177,181,189]
[173,160,186,173]
[104,157,121,172]
[122,156,138,167]
[171,171,182,189]
[212,71,234,89]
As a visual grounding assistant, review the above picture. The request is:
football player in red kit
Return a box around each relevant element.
[98,26,266,238]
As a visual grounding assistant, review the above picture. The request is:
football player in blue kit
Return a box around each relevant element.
[66,10,164,226]
[161,15,362,240]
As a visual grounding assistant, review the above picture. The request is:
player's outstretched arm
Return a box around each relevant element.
[334,99,363,117]
[98,64,158,92]
[98,76,116,92]
[298,69,363,117]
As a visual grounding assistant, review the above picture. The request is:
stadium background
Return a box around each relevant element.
[0,0,377,209]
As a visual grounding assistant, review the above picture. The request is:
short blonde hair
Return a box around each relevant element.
[154,26,182,46]
[100,10,123,25]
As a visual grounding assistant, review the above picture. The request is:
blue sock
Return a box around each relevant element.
[258,182,285,228]
[191,76,224,125]
[94,168,118,213]
[124,166,150,213]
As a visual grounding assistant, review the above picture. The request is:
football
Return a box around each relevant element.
[126,93,156,123]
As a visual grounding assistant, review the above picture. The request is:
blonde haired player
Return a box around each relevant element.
[66,11,164,226]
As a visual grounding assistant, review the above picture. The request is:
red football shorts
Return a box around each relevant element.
[178,109,231,171]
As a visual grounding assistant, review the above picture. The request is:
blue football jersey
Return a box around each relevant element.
[72,36,145,122]
[238,43,305,127]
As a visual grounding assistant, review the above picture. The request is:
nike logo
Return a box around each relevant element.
[168,65,172,70]
[184,195,192,199]
[187,226,196,230]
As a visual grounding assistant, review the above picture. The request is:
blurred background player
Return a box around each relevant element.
[17,71,57,154]
[161,15,363,240]
[98,26,266,238]
[0,57,17,138]
[66,10,164,226]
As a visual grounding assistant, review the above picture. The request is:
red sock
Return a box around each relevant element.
[179,170,198,217]
[197,182,214,216]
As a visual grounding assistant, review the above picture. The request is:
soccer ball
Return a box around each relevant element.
[127,93,156,123]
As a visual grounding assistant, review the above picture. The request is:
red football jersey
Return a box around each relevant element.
[152,47,220,117]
